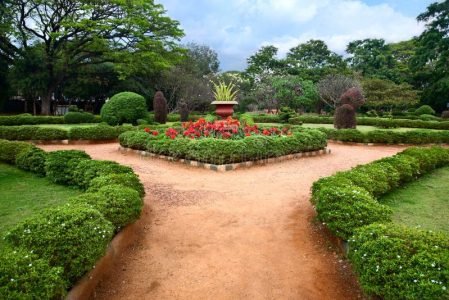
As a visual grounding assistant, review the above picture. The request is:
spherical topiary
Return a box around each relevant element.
[101,92,147,125]
[334,104,356,129]
[153,91,167,124]
[415,105,436,116]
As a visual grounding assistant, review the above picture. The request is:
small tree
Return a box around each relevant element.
[318,75,361,109]
[153,91,167,124]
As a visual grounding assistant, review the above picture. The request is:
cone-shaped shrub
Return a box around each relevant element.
[334,104,356,129]
[153,91,167,124]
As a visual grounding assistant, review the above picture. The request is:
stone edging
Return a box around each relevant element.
[31,139,118,145]
[118,146,331,172]
[65,205,145,300]
[329,140,449,147]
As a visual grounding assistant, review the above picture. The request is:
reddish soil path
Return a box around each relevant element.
[40,142,405,300]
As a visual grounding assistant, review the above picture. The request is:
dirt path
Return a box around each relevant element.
[40,142,405,300]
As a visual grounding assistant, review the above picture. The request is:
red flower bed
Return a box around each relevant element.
[144,117,292,140]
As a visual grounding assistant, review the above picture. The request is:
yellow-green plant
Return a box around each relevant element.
[211,80,239,102]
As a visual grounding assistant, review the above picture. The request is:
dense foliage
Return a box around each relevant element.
[101,92,148,125]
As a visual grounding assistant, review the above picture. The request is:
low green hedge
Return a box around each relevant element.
[63,112,95,124]
[311,146,449,299]
[0,247,66,299]
[252,114,281,123]
[0,139,146,297]
[294,115,449,130]
[0,115,64,126]
[4,204,114,285]
[320,128,449,144]
[119,128,327,165]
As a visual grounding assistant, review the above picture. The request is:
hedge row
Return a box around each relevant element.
[0,124,134,141]
[295,115,449,130]
[0,114,102,125]
[311,146,449,299]
[0,139,144,298]
[320,128,449,144]
[119,128,327,165]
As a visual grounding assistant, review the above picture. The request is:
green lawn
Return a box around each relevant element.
[0,164,82,247]
[37,123,98,130]
[257,122,439,133]
[381,166,449,235]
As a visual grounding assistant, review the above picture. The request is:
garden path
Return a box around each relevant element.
[40,142,406,300]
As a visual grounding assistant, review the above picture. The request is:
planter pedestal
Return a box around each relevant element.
[211,101,238,119]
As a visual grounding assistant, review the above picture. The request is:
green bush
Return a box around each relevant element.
[4,204,114,285]
[35,127,68,140]
[415,105,436,116]
[100,92,147,125]
[64,112,95,124]
[45,150,91,185]
[0,247,67,300]
[72,159,134,190]
[0,126,68,141]
[15,147,48,176]
[72,185,142,231]
[376,155,420,183]
[349,224,449,300]
[0,115,64,126]
[69,125,123,140]
[87,173,145,197]
[0,139,34,164]
[419,114,441,121]
[288,117,304,125]
[251,114,281,123]
[315,185,392,239]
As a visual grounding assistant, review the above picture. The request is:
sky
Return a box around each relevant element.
[156,0,435,71]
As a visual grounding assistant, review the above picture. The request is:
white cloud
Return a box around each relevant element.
[158,0,430,70]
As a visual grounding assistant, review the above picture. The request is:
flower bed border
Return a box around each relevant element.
[118,146,331,172]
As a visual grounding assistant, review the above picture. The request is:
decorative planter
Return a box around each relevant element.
[211,101,238,119]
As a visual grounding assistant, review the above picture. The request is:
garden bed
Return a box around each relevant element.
[311,146,449,299]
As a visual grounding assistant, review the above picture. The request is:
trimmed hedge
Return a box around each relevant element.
[0,247,66,299]
[295,115,449,130]
[4,204,114,285]
[311,147,449,299]
[0,115,64,126]
[0,139,34,164]
[101,92,147,125]
[45,150,91,185]
[119,128,328,164]
[15,147,48,176]
[252,114,281,123]
[87,173,145,197]
[320,128,449,144]
[63,112,95,124]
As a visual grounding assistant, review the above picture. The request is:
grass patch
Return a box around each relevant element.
[255,122,438,132]
[381,166,449,234]
[36,124,97,130]
[0,163,82,247]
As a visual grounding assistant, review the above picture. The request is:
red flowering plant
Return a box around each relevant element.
[144,117,292,140]
[144,127,159,136]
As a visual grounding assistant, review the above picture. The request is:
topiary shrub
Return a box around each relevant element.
[4,204,114,285]
[71,185,142,231]
[442,110,449,119]
[64,112,95,124]
[45,150,91,185]
[0,139,35,164]
[179,101,189,122]
[415,105,436,116]
[15,147,48,176]
[153,91,167,124]
[100,92,147,125]
[87,173,145,197]
[72,159,134,190]
[340,87,365,109]
[334,104,356,129]
[0,247,67,299]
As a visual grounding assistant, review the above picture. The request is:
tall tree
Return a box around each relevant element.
[6,0,184,114]
[413,0,449,112]
[285,40,347,81]
[245,46,285,81]
[184,43,220,76]
[346,39,398,82]
[362,78,419,110]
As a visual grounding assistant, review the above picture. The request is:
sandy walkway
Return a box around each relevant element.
[40,142,405,300]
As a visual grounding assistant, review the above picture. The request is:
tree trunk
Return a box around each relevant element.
[41,92,52,115]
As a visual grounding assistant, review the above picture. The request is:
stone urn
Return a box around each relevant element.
[211,101,238,119]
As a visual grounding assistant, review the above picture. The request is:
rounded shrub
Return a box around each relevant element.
[64,112,95,124]
[71,186,142,231]
[415,105,436,116]
[377,155,420,183]
[0,139,35,164]
[87,173,145,197]
[349,223,449,300]
[72,159,134,190]
[334,104,356,129]
[0,247,67,300]
[315,185,392,239]
[4,204,114,285]
[45,150,91,185]
[100,92,147,125]
[15,147,48,176]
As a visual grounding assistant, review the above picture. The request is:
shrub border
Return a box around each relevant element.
[118,145,331,172]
